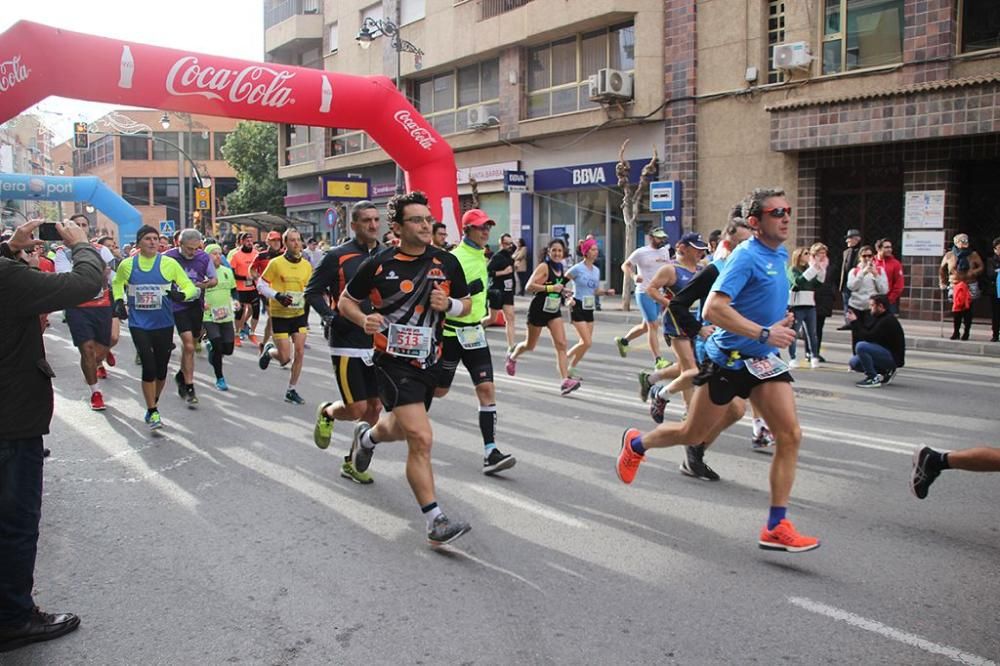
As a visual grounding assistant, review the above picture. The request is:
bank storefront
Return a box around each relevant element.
[531,158,657,292]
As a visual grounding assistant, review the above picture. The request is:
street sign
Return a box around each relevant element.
[325,207,338,228]
[649,180,680,212]
[159,219,175,234]
[504,170,528,192]
[322,176,371,200]
[195,187,211,210]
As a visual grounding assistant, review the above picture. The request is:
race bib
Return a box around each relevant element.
[387,323,433,359]
[542,293,561,313]
[211,305,231,322]
[456,325,487,350]
[244,277,255,288]
[581,295,595,311]
[133,284,163,311]
[503,278,514,291]
[288,291,305,309]
[745,353,790,380]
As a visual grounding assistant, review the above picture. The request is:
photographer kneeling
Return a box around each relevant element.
[847,293,905,389]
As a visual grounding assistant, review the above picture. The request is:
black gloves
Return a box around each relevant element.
[113,299,128,321]
[167,288,188,303]
[275,292,294,307]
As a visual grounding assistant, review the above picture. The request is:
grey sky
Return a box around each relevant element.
[2,1,264,142]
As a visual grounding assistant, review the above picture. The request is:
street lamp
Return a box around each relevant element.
[356,15,423,194]
[160,113,171,130]
[57,163,65,175]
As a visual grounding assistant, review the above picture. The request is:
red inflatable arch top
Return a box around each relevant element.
[0,21,461,236]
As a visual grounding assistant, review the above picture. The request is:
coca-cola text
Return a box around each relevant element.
[0,55,29,94]
[393,110,437,151]
[166,56,296,108]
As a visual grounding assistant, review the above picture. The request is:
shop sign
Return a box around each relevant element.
[457,161,518,185]
[534,159,650,191]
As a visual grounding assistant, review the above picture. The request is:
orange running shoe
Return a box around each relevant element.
[248,334,259,345]
[96,366,108,379]
[758,519,820,553]
[234,336,243,348]
[616,428,644,484]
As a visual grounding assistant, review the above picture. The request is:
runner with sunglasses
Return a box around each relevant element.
[616,188,820,553]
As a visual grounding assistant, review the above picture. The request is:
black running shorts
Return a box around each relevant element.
[271,314,308,339]
[66,306,112,347]
[373,354,439,412]
[331,354,379,404]
[436,335,494,390]
[174,306,203,337]
[692,358,794,406]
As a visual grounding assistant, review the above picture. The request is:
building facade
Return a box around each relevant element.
[265,0,665,289]
[689,0,1000,320]
[52,110,241,241]
[0,114,57,223]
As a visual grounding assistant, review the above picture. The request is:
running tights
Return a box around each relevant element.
[131,327,174,382]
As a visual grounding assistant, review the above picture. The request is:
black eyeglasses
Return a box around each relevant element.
[860,253,873,259]
[761,206,792,219]
[402,215,436,224]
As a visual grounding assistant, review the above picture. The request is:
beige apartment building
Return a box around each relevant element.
[266,0,664,288]
[52,110,240,241]
[267,0,1000,319]
[692,0,1000,320]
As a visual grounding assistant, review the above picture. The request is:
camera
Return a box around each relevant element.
[38,222,61,241]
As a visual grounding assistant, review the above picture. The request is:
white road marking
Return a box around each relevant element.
[459,483,588,528]
[420,548,543,592]
[545,561,588,580]
[788,597,997,666]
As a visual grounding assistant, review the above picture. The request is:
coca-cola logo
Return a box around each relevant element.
[166,56,296,108]
[0,55,30,94]
[393,110,437,151]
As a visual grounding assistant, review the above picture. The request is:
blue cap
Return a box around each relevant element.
[678,232,709,251]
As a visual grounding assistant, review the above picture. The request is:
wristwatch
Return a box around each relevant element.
[757,327,771,344]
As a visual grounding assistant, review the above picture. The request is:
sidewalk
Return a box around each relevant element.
[512,296,1000,358]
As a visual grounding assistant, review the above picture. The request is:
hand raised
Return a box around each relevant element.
[363,313,384,335]
[429,283,450,312]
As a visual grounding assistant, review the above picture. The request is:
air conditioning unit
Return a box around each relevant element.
[466,105,492,129]
[772,41,812,70]
[589,68,633,100]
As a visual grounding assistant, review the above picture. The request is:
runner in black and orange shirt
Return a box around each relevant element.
[306,200,382,484]
[252,230,284,349]
[229,232,260,347]
[337,191,473,546]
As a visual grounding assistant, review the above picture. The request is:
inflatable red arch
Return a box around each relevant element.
[0,21,461,236]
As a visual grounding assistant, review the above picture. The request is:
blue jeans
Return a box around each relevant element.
[849,341,896,378]
[0,437,44,627]
[788,306,818,360]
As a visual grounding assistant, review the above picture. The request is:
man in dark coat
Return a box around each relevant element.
[0,219,104,654]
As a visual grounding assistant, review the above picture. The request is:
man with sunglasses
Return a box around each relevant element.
[337,191,474,545]
[616,188,820,553]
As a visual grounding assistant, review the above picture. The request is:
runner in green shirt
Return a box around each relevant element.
[202,244,238,390]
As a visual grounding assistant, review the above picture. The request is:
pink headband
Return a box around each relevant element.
[579,238,597,256]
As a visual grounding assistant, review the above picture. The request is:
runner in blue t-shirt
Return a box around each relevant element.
[615,188,820,554]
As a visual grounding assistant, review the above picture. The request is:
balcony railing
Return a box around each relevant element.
[478,0,533,21]
[265,0,321,30]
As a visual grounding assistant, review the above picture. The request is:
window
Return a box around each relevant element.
[152,178,180,209]
[121,178,150,206]
[400,0,425,25]
[76,135,114,171]
[767,1,786,84]
[330,128,371,156]
[188,132,210,160]
[120,135,149,160]
[213,132,230,161]
[361,2,383,25]
[152,132,179,160]
[413,58,500,133]
[960,1,1000,53]
[285,124,326,164]
[821,0,903,75]
[328,21,339,52]
[526,23,634,119]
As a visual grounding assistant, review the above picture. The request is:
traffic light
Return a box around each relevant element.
[73,122,89,150]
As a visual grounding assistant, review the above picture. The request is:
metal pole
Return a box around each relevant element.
[394,1,404,195]
[177,131,186,230]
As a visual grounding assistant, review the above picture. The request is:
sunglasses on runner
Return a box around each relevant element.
[761,207,792,219]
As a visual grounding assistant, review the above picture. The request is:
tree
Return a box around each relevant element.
[221,121,286,215]
[617,139,659,310]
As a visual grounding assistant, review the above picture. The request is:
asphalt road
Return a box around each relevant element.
[9,308,1000,665]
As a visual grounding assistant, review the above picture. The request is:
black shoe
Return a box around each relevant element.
[427,514,471,545]
[350,422,375,473]
[881,368,897,385]
[185,385,198,406]
[910,446,942,500]
[961,332,970,341]
[679,444,720,481]
[836,324,851,331]
[174,370,186,398]
[990,336,999,342]
[0,607,81,653]
[950,332,960,340]
[483,448,516,476]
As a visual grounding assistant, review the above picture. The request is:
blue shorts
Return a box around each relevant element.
[694,336,707,364]
[66,306,112,347]
[635,292,661,323]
